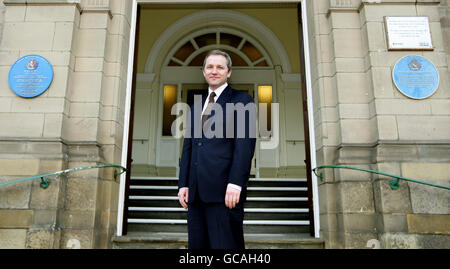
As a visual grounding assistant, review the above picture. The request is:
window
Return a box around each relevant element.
[258,85,272,137]
[167,31,270,68]
[194,33,217,47]
[173,41,196,62]
[162,85,177,136]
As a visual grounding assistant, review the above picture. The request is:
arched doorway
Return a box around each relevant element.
[134,9,295,179]
[119,4,319,239]
[153,27,277,178]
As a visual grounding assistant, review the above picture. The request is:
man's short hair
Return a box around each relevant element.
[203,50,232,71]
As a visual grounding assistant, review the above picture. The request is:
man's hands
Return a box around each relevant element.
[178,187,189,210]
[178,185,241,210]
[225,185,241,209]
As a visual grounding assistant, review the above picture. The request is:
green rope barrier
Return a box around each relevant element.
[0,164,127,189]
[312,165,450,191]
[3,163,447,191]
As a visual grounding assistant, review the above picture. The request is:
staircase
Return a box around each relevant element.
[112,176,324,249]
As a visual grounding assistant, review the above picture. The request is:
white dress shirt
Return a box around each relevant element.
[201,82,228,116]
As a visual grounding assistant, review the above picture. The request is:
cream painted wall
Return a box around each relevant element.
[136,8,193,72]
[235,7,301,73]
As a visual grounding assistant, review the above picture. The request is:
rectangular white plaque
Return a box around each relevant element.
[385,16,433,50]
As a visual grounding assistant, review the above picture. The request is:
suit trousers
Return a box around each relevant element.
[187,191,245,249]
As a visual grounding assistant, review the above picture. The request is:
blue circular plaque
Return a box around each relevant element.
[8,55,54,98]
[392,55,439,100]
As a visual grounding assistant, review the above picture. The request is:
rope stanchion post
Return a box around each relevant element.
[389,179,400,190]
[40,177,50,189]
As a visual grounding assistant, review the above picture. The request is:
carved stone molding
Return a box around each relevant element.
[335,141,450,165]
[80,0,111,18]
[328,0,361,15]
[330,0,361,9]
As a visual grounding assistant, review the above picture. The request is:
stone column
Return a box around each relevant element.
[0,0,81,248]
[328,0,379,248]
[0,1,4,40]
[309,0,341,248]
[311,0,378,249]
[60,0,133,248]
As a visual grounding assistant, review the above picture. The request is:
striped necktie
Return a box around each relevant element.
[202,91,216,126]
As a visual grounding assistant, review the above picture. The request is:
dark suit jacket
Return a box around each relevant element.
[178,86,256,203]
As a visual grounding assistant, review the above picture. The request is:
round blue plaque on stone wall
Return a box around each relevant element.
[392,55,439,100]
[8,55,54,98]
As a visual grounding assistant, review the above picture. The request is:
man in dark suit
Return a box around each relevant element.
[178,50,256,249]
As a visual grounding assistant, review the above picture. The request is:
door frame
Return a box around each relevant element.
[117,0,320,238]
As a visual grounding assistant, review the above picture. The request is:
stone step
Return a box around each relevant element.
[130,185,308,191]
[112,232,324,249]
[127,206,309,221]
[129,196,308,201]
[129,189,308,197]
[131,177,307,182]
[126,176,312,235]
[130,177,308,188]
[126,220,311,234]
[128,219,310,225]
[128,195,309,208]
[128,197,309,208]
[128,207,309,213]
[128,218,309,225]
[129,187,307,197]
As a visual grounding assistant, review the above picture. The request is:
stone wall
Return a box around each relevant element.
[0,0,133,249]
[0,0,448,249]
[310,0,450,248]
[0,1,4,44]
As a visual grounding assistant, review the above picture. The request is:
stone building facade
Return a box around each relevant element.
[0,0,448,249]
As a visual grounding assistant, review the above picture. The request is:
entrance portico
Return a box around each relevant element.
[1,0,449,249]
[119,1,320,240]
